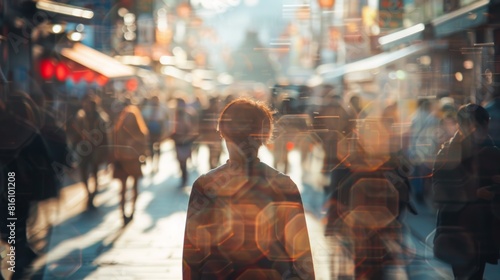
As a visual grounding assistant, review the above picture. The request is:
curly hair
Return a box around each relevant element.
[217,97,273,145]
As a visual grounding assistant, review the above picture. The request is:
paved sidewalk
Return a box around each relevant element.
[12,142,329,280]
[4,141,497,279]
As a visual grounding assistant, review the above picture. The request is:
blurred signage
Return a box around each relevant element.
[343,19,363,44]
[69,0,113,49]
[378,0,404,29]
[70,0,112,18]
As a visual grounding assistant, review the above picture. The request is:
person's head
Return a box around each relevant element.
[217,97,273,147]
[151,95,160,105]
[417,98,431,112]
[175,97,187,114]
[457,103,490,137]
[82,91,100,114]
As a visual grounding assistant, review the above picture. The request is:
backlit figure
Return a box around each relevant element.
[183,97,315,279]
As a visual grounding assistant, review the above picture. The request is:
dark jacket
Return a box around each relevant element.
[433,132,500,264]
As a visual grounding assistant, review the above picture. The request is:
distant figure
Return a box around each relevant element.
[272,95,310,174]
[323,124,416,279]
[69,93,110,208]
[313,94,355,173]
[171,98,198,187]
[141,96,169,173]
[229,30,277,84]
[199,97,223,169]
[407,98,440,203]
[113,100,149,225]
[437,98,458,146]
[183,98,315,279]
[348,94,366,119]
[432,104,500,280]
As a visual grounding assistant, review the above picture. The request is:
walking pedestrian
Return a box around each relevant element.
[183,97,315,279]
[171,98,198,187]
[112,99,149,225]
[432,103,500,279]
[141,95,169,173]
[199,96,222,170]
[69,92,110,208]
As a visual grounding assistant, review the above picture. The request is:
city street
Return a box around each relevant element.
[2,1,500,280]
[3,140,496,280]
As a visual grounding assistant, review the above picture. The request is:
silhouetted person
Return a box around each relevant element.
[324,144,416,279]
[408,98,440,203]
[272,95,310,174]
[323,99,417,279]
[171,98,198,187]
[312,94,355,173]
[113,100,149,225]
[348,94,366,119]
[229,31,277,84]
[0,92,58,279]
[432,103,500,280]
[183,98,315,279]
[199,97,222,169]
[142,96,169,173]
[69,92,110,208]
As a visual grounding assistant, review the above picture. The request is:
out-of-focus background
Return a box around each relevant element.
[1,0,500,279]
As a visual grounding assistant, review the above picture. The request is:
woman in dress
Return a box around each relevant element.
[113,100,149,225]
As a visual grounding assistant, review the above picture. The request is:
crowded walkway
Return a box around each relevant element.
[1,139,495,279]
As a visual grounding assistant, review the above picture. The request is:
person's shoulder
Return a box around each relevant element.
[258,162,300,193]
[192,163,230,186]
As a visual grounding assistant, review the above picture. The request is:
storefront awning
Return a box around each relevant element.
[60,43,136,79]
[316,42,434,84]
[378,24,426,51]
[431,0,489,38]
[36,0,94,23]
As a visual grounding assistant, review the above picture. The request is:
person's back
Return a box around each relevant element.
[113,104,149,167]
[69,93,111,172]
[313,95,355,172]
[183,97,315,279]
[113,103,149,224]
[184,160,313,279]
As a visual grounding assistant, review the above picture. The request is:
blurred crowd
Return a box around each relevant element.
[1,77,500,279]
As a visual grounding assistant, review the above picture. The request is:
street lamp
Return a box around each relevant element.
[316,0,335,66]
